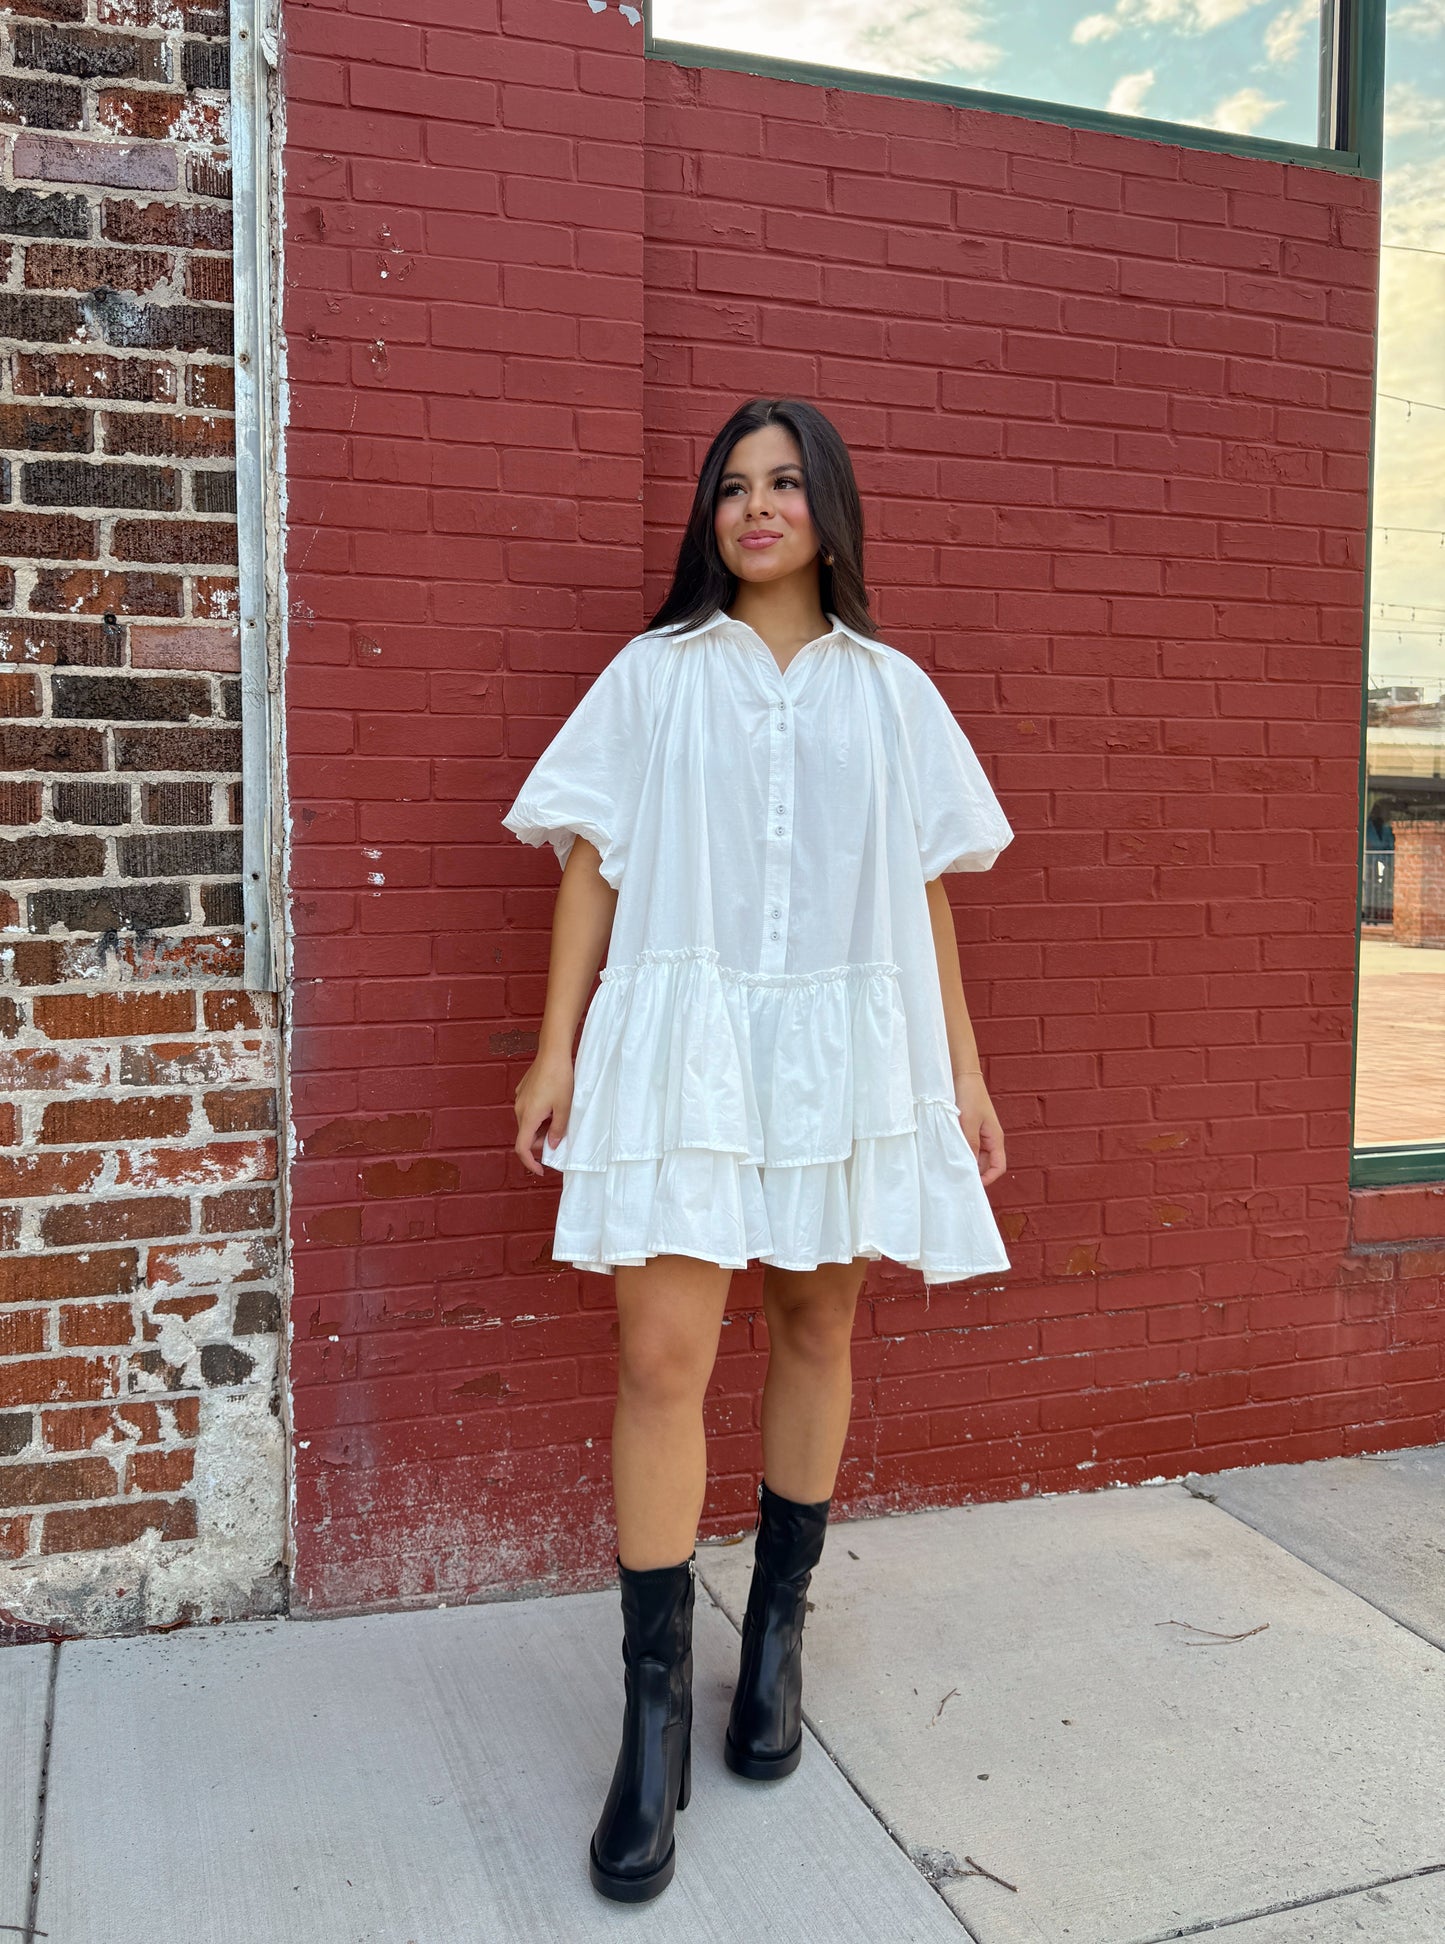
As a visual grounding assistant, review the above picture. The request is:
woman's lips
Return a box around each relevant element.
[739,533,779,548]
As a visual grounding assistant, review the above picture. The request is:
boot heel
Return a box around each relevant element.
[725,1481,831,1783]
[677,1718,692,1811]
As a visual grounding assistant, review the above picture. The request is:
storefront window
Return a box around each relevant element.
[1355,0,1445,1165]
[650,0,1336,154]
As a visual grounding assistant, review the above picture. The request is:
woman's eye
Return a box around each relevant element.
[720,476,802,499]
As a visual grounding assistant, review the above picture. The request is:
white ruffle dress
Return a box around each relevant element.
[501,607,1015,1286]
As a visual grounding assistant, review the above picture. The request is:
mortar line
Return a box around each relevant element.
[1126,1858,1445,1941]
[694,1569,983,1941]
[22,1640,60,1944]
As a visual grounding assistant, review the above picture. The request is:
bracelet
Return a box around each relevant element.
[955,1065,983,1078]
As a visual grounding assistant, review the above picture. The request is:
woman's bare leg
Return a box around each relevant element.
[611,1253,734,1569]
[757,1257,871,1502]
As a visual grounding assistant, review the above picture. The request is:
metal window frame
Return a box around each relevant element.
[646,0,1384,177]
[1344,5,1440,1187]
[230,0,284,992]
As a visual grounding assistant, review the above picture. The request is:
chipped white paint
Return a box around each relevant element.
[0,1385,286,1634]
[149,1235,273,1288]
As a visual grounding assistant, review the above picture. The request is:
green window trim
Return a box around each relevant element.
[1353,1147,1445,1190]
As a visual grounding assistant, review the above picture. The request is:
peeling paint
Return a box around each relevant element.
[0,1387,286,1636]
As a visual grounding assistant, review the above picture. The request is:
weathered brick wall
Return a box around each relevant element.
[283,9,1443,1617]
[0,0,284,1638]
[1392,820,1445,948]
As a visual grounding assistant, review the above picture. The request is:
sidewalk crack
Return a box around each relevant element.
[21,1641,60,1944]
[1128,1858,1445,1941]
[1182,1471,1445,1658]
[695,1569,983,1938]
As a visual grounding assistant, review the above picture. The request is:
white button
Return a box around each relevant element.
[774,825,784,835]
[771,931,779,940]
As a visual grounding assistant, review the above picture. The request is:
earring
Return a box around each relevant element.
[823,552,834,566]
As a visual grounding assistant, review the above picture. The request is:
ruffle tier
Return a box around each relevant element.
[541,947,1011,1287]
[544,945,915,1169]
[549,1098,1011,1287]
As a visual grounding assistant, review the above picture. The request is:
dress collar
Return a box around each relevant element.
[658,606,890,655]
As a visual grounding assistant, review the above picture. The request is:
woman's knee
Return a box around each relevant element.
[615,1255,729,1411]
[616,1322,711,1412]
[763,1264,864,1365]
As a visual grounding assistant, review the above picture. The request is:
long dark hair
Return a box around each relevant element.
[644,398,880,640]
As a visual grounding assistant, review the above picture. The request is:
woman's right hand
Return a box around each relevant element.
[513,1051,576,1178]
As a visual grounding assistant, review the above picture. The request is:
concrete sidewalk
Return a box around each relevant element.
[5,1448,1443,1944]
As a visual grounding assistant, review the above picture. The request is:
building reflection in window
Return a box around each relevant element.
[1355,2,1445,1152]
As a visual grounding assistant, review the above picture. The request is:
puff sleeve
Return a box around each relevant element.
[500,638,654,890]
[895,660,1013,878]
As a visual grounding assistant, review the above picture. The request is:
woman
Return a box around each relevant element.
[503,397,1013,1902]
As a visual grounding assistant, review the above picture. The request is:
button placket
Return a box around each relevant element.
[761,691,794,972]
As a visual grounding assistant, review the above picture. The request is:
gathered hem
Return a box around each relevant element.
[547,1124,923,1171]
[545,1089,964,1169]
[500,798,625,886]
[548,1245,1011,1288]
[545,1099,1012,1290]
[598,944,901,991]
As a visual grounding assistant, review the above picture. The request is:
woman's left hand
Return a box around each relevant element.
[954,1072,1006,1187]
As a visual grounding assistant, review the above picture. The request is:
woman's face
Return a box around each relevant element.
[712,424,822,590]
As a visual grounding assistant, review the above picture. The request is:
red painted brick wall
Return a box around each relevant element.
[281,3,1445,1615]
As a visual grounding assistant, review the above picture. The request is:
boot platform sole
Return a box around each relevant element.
[588,1729,690,1902]
[723,1726,803,1781]
[588,1835,676,1903]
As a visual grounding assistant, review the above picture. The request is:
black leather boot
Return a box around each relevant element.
[724,1479,830,1780]
[588,1552,695,1903]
